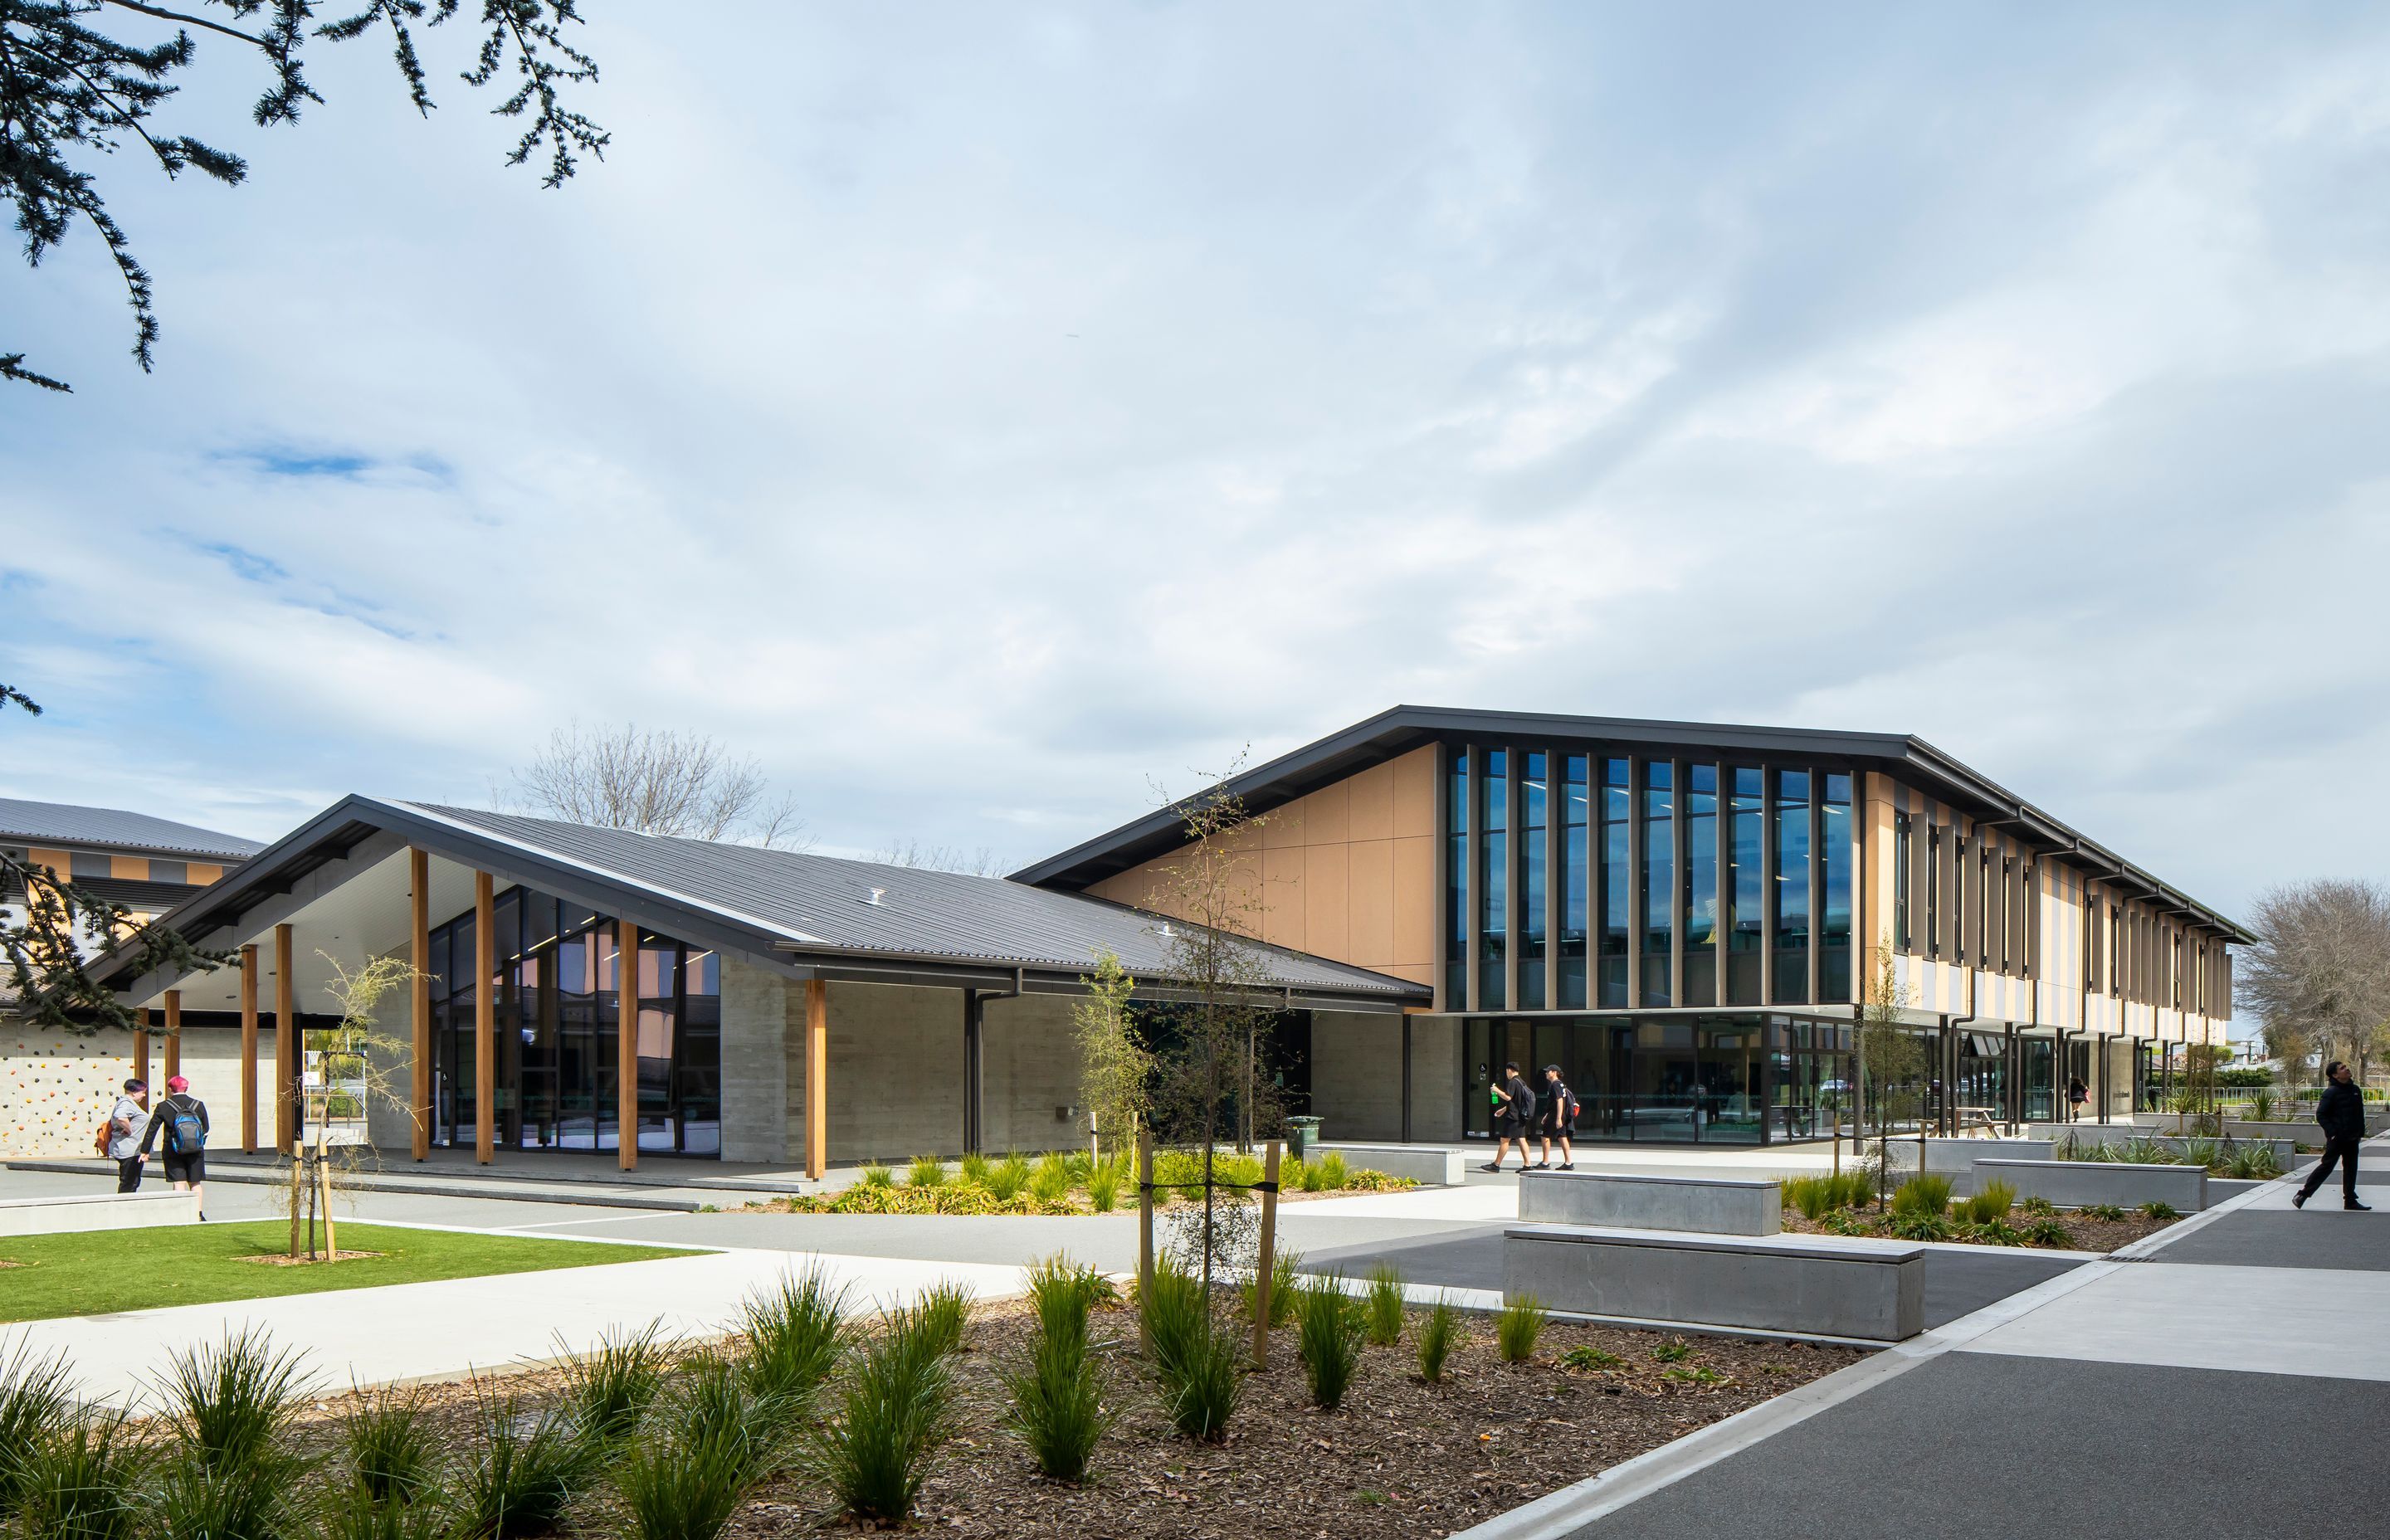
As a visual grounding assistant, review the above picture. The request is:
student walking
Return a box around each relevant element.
[2066,1076,2089,1121]
[105,1079,149,1192]
[140,1074,212,1221]
[1535,1065,1578,1170]
[1481,1061,1539,1172]
[2294,1060,2371,1212]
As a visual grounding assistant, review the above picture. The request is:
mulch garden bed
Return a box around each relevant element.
[268,1299,1867,1540]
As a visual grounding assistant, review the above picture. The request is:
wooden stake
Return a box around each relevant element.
[1136,1129,1155,1357]
[287,1155,304,1258]
[317,1140,338,1261]
[1252,1138,1282,1369]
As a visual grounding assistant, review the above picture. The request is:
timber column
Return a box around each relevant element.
[162,990,181,1082]
[805,977,828,1180]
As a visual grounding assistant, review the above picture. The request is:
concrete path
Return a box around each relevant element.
[1461,1132,2390,1540]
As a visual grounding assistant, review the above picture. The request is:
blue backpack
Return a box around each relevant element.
[163,1097,206,1155]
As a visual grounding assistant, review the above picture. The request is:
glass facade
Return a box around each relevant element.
[1770,769,1811,1004]
[1682,764,1719,1007]
[427,885,721,1157]
[1821,772,1852,1002]
[1479,748,1508,1011]
[1727,767,1763,1005]
[1639,762,1673,1007]
[1558,755,1588,1009]
[1463,1011,1851,1145]
[1597,758,1629,1008]
[1519,753,1548,1010]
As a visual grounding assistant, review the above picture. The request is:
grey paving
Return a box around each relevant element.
[2144,1209,2390,1271]
[1294,1226,2080,1329]
[1562,1352,2390,1539]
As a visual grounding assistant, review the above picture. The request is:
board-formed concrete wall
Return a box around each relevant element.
[2,1020,278,1157]
[1974,1157,2210,1211]
[1407,1015,1462,1143]
[1310,1010,1402,1143]
[719,954,794,1163]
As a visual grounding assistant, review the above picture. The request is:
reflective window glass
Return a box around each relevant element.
[1641,761,1674,1007]
[1772,768,1811,1003]
[1598,758,1630,1007]
[1820,773,1851,1002]
[1559,755,1588,1009]
[1684,765,1719,1006]
[1519,752,1548,1009]
[1727,768,1763,1003]
[1480,749,1507,1011]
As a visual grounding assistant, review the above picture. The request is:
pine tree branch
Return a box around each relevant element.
[97,0,268,50]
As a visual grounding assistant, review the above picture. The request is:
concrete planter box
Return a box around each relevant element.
[1885,1138,2054,1177]
[1314,1143,1466,1187]
[0,1188,196,1237]
[1517,1171,1779,1235]
[1504,1224,1925,1341]
[2036,1128,2297,1167]
[1973,1157,2208,1211]
[2225,1120,2336,1148]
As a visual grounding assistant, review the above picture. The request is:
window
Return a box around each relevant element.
[1771,769,1811,1004]
[1683,764,1719,1006]
[1926,824,1942,958]
[1820,773,1851,1002]
[1640,761,1674,1007]
[1559,755,1588,1009]
[149,860,188,886]
[1892,811,1912,953]
[1480,749,1508,1011]
[1447,750,1468,1008]
[1519,752,1548,1010]
[1726,768,1764,1004]
[1598,758,1630,1007]
[1978,844,1994,970]
[70,850,111,880]
[2083,885,2099,991]
[1953,835,1968,962]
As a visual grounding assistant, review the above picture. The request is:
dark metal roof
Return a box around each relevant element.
[0,797,264,860]
[1011,704,2254,943]
[92,796,1427,1009]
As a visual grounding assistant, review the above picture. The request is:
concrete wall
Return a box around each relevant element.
[2,1020,277,1157]
[1310,1010,1404,1143]
[0,1188,196,1235]
[720,954,793,1163]
[1407,1014,1462,1142]
[980,992,1085,1155]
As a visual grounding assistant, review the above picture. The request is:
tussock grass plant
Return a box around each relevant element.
[912,1282,973,1358]
[1962,1181,2017,1225]
[1296,1275,1366,1411]
[1364,1262,1407,1346]
[1495,1295,1546,1364]
[159,1327,308,1477]
[1024,1254,1113,1351]
[2139,1200,2180,1220]
[456,1387,597,1539]
[907,1155,949,1188]
[988,1154,1032,1201]
[1002,1278,1116,1485]
[1295,1157,1327,1193]
[1085,1157,1123,1212]
[1890,1174,1952,1220]
[344,1383,437,1507]
[1314,1151,1350,1190]
[958,1152,993,1187]
[315,1492,446,1540]
[1140,1259,1243,1441]
[1782,1174,1838,1221]
[1416,1298,1459,1384]
[1241,1247,1302,1329]
[14,1411,144,1540]
[2022,1218,2072,1246]
[560,1322,666,1450]
[0,1342,75,1515]
[811,1301,963,1523]
[615,1354,774,1540]
[2080,1203,2129,1221]
[1030,1157,1073,1204]
[154,1451,299,1540]
[858,1162,895,1189]
[739,1268,852,1421]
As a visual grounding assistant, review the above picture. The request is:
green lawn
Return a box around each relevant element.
[0,1221,693,1323]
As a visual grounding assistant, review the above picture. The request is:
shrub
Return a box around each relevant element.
[1416,1298,1459,1384]
[811,1303,963,1523]
[1558,1346,1624,1370]
[159,1327,308,1477]
[1887,1212,1953,1241]
[2022,1218,2072,1246]
[2224,1143,2285,1180]
[615,1353,774,1540]
[2139,1201,2180,1221]
[907,1155,949,1188]
[1002,1316,1115,1483]
[1649,1340,1692,1363]
[988,1154,1032,1201]
[561,1322,666,1450]
[1363,1262,1407,1347]
[1963,1181,2016,1225]
[2019,1194,2057,1216]
[740,1269,852,1423]
[1241,1247,1303,1329]
[1086,1158,1122,1212]
[958,1152,993,1187]
[1315,1151,1351,1191]
[455,1389,595,1539]
[1296,1276,1366,1411]
[14,1411,144,1540]
[1495,1295,1546,1363]
[858,1162,895,1189]
[2118,1138,2180,1167]
[0,1342,75,1514]
[344,1383,437,1507]
[1890,1174,1951,1220]
[1030,1157,1073,1204]
[2080,1203,2129,1221]
[1972,1219,2026,1246]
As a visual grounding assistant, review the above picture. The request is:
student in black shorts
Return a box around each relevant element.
[140,1074,211,1221]
[1534,1064,1577,1170]
[1482,1061,1538,1172]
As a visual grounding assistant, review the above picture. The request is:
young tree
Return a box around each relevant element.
[504,722,807,847]
[1,685,222,1031]
[2,0,607,393]
[1071,948,1149,1160]
[1856,943,1924,1206]
[276,949,422,1260]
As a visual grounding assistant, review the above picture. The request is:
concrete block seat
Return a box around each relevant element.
[0,1188,195,1237]
[1885,1138,2055,1178]
[1504,1224,1926,1342]
[1519,1169,1781,1235]
[1314,1143,1467,1187]
[1974,1157,2209,1211]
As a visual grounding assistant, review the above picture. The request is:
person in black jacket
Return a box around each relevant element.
[2293,1060,2371,1211]
[1482,1062,1539,1172]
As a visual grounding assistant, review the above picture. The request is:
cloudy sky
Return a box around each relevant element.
[3,2,2386,920]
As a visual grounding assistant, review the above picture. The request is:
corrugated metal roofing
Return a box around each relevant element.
[0,797,264,860]
[400,802,1425,999]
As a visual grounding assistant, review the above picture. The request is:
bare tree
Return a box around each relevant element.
[504,722,809,848]
[2240,879,2390,1087]
[871,838,1005,877]
[1072,948,1151,1160]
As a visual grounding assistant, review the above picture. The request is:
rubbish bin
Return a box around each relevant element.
[1285,1116,1323,1163]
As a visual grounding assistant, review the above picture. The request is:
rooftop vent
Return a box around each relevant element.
[864,888,888,906]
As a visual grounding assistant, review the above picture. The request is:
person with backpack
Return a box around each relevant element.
[2293,1060,2371,1212]
[104,1078,150,1192]
[1482,1060,1538,1172]
[1535,1064,1578,1170]
[139,1074,211,1220]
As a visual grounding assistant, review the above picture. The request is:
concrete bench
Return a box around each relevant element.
[1973,1157,2208,1211]
[1518,1170,1779,1235]
[0,1188,196,1237]
[1885,1138,2054,1177]
[1504,1224,1925,1342]
[1314,1143,1466,1187]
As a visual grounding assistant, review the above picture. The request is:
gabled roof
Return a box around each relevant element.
[0,797,264,860]
[91,795,1427,1011]
[1012,704,2254,943]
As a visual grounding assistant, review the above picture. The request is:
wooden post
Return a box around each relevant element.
[1252,1138,1282,1369]
[162,990,181,1082]
[475,872,495,1166]
[618,920,641,1172]
[240,944,258,1153]
[410,847,431,1162]
[1136,1129,1155,1356]
[287,1154,305,1258]
[274,924,295,1153]
[317,1132,339,1261]
[803,977,828,1180]
[134,1014,152,1087]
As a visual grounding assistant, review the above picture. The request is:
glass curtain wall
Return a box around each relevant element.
[1446,750,1468,1007]
[1598,759,1630,1007]
[1772,770,1812,1003]
[1464,1013,1850,1145]
[1519,753,1548,1010]
[1683,765,1719,1006]
[1727,768,1763,1004]
[427,886,722,1157]
[1559,756,1588,1009]
[1480,750,1508,1011]
[1640,763,1673,1007]
[1821,773,1853,1001]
